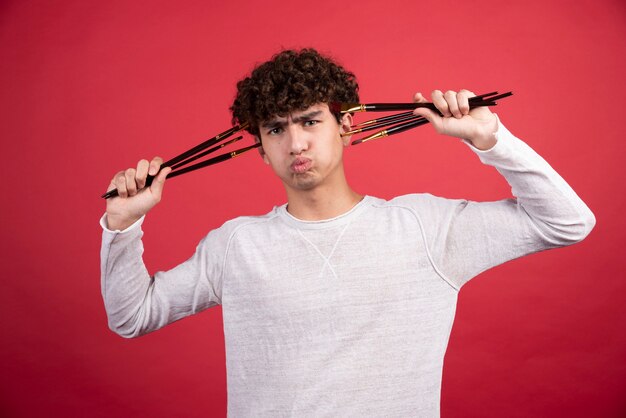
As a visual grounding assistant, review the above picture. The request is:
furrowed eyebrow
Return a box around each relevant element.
[261,119,287,129]
[261,110,324,129]
[292,110,323,124]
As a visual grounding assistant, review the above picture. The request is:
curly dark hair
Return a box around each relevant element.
[230,48,360,136]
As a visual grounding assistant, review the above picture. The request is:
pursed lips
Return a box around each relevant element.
[290,157,312,174]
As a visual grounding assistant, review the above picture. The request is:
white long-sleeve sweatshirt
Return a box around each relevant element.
[100,121,595,417]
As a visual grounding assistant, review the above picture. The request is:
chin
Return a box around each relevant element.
[293,180,319,191]
[286,174,320,191]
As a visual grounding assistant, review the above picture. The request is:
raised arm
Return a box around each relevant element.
[407,90,595,288]
[100,158,220,338]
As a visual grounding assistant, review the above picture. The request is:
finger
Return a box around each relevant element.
[458,89,474,115]
[124,168,138,196]
[444,90,462,118]
[459,88,475,98]
[136,159,149,189]
[412,107,443,133]
[150,166,172,201]
[114,172,128,198]
[413,92,428,103]
[431,90,451,117]
[108,171,124,193]
[148,156,164,176]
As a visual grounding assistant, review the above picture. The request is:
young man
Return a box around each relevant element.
[101,49,595,416]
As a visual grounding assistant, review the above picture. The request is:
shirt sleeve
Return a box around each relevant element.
[100,217,226,338]
[412,118,595,289]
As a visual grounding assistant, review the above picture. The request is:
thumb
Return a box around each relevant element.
[150,166,172,199]
[413,92,428,103]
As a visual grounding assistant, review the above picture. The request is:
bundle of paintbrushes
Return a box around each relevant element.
[101,123,258,199]
[333,91,512,145]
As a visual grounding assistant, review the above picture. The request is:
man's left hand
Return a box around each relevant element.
[413,89,498,150]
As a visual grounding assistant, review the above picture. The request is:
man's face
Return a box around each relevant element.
[258,103,353,193]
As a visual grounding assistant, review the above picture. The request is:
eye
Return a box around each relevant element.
[304,120,319,127]
[267,127,283,135]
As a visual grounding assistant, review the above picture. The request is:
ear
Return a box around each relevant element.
[339,112,354,146]
[255,136,270,164]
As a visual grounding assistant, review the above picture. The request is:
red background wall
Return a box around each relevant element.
[1,1,624,417]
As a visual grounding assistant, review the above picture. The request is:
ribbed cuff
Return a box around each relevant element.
[99,213,145,234]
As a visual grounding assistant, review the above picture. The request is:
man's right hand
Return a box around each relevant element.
[105,157,172,231]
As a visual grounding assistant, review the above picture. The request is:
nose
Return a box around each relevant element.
[287,125,308,155]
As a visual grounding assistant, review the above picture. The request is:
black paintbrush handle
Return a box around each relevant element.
[357,114,425,134]
[361,91,510,112]
[480,91,513,102]
[101,143,261,199]
[385,117,431,135]
[170,136,243,170]
[162,125,239,168]
[165,143,259,179]
[354,110,415,128]
[363,103,437,111]
[364,100,498,112]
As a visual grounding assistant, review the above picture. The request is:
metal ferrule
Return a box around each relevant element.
[340,104,366,113]
[340,128,363,137]
[360,130,388,143]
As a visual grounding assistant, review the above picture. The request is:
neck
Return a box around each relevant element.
[285,182,363,221]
